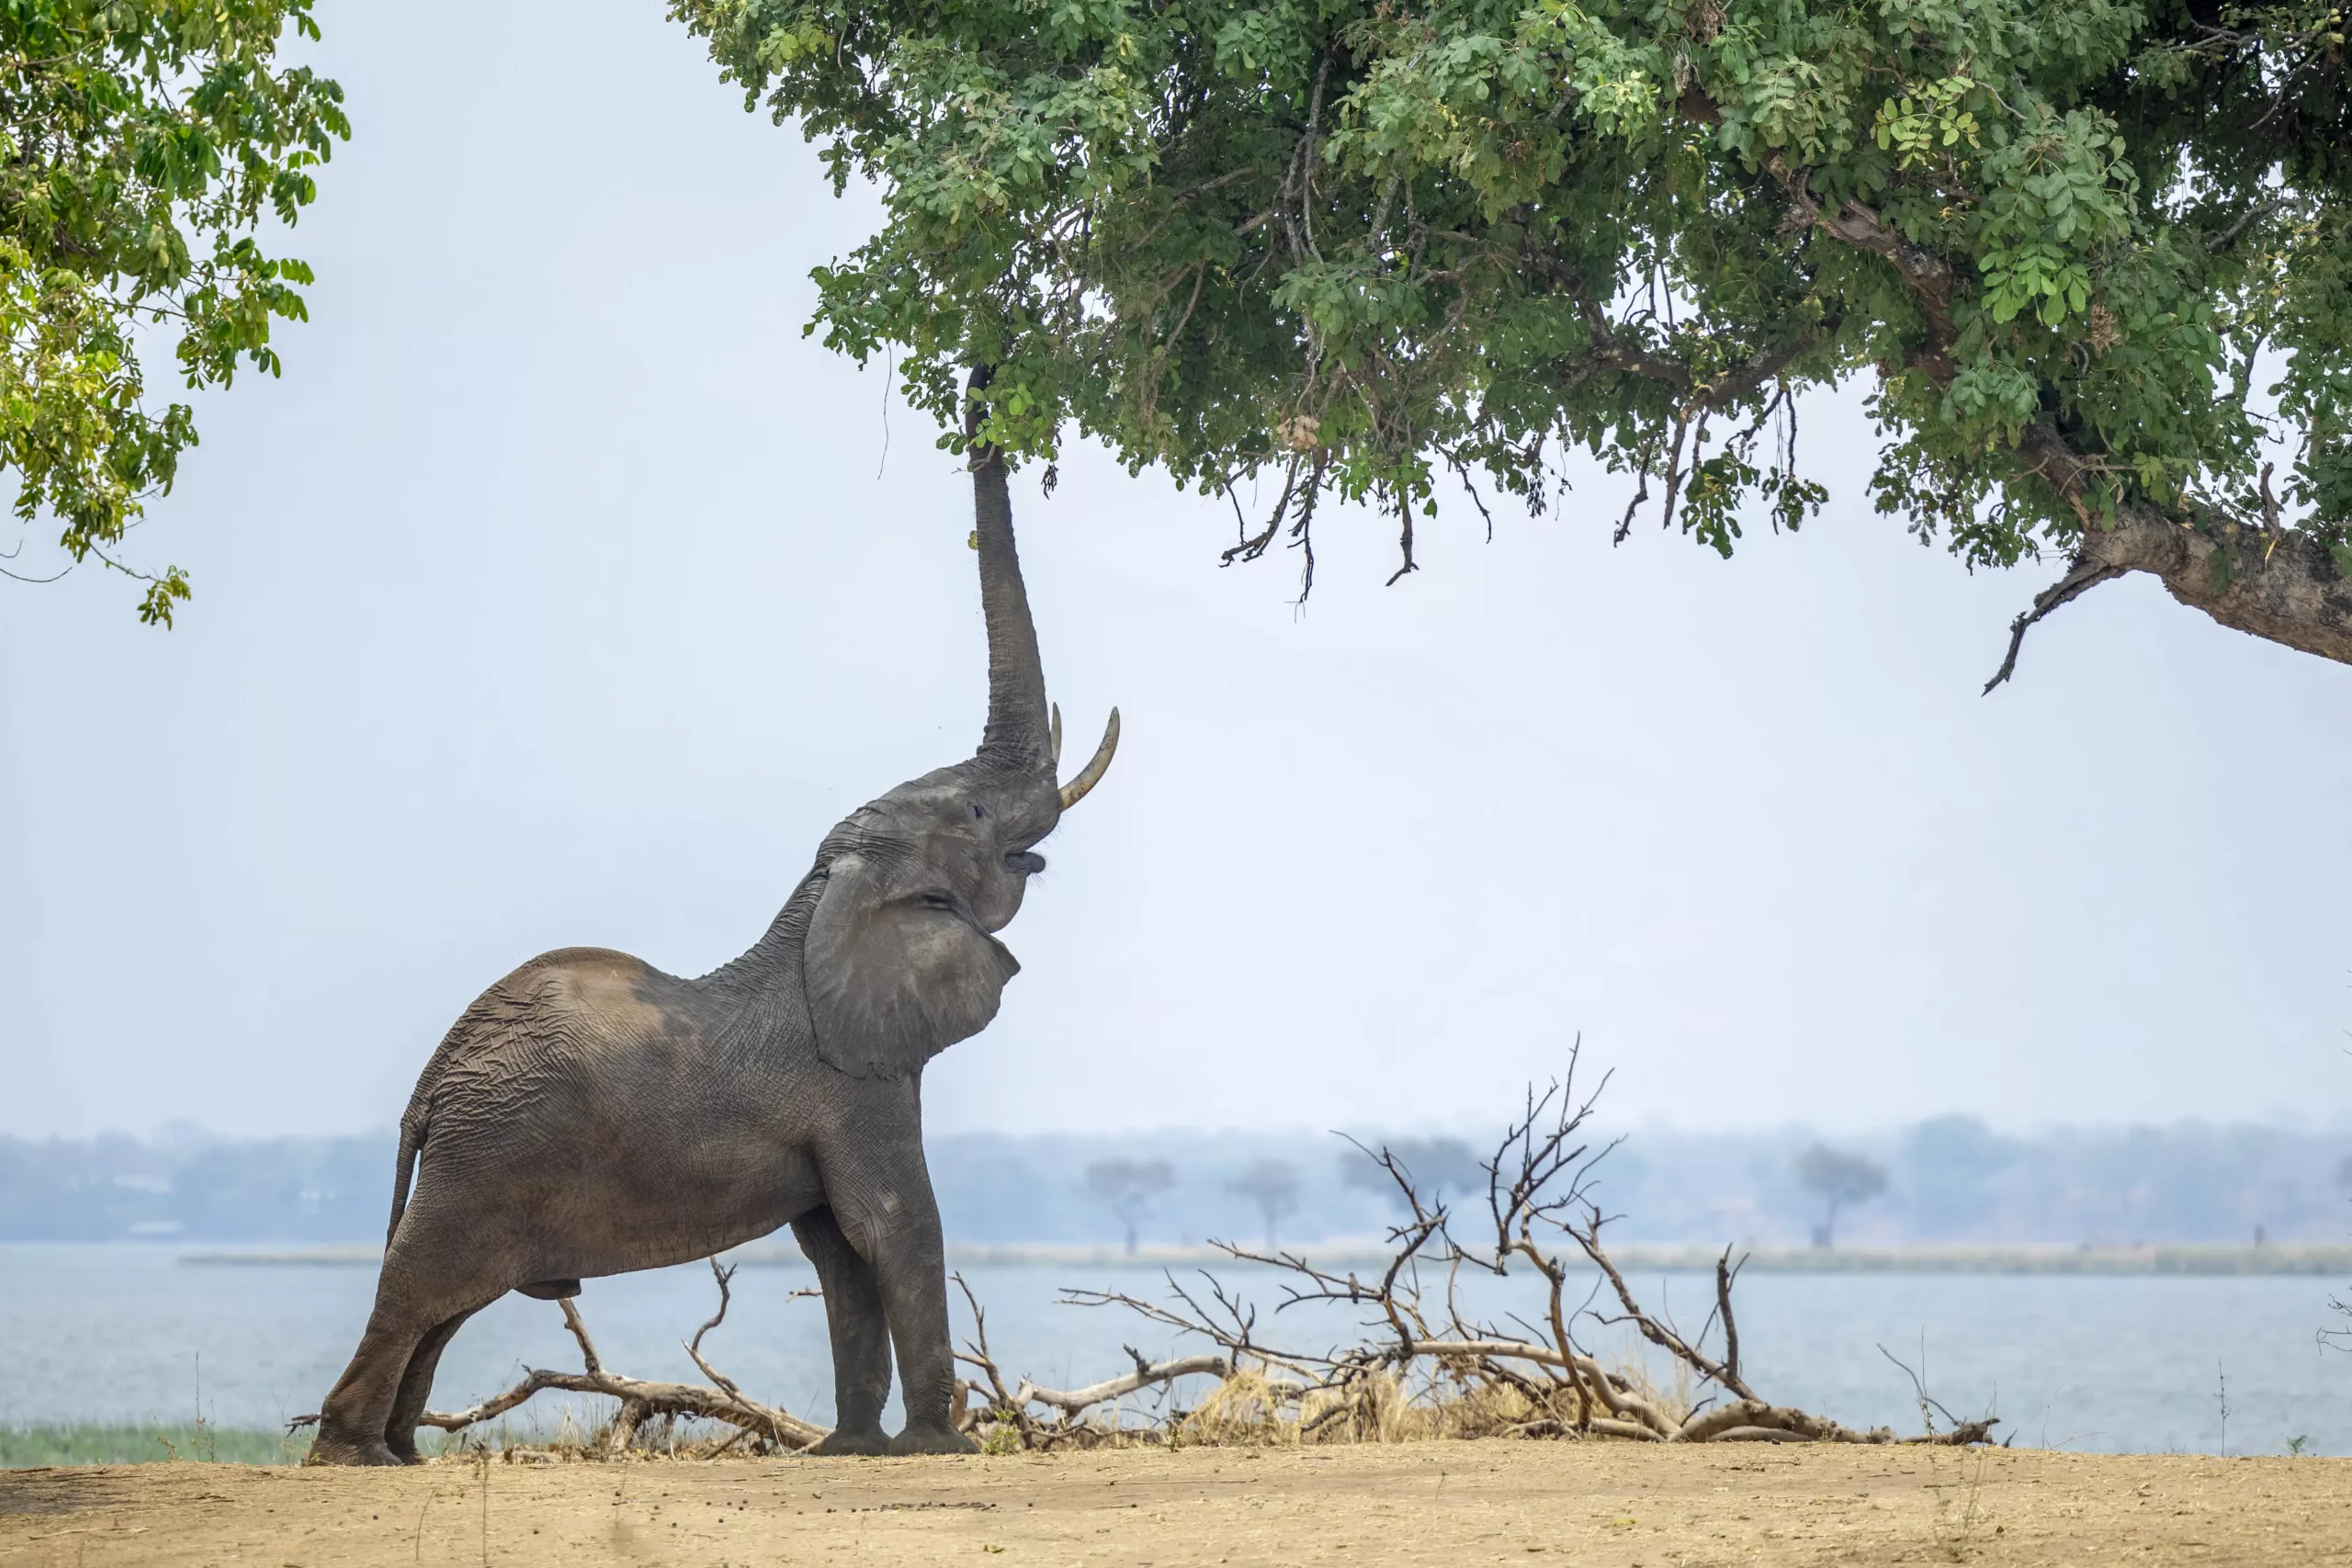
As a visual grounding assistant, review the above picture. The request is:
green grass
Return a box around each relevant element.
[0,1423,311,1468]
[0,1416,611,1469]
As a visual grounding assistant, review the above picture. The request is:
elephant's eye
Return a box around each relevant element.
[918,891,956,911]
[970,803,987,821]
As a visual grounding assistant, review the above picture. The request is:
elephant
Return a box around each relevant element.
[308,383,1117,1464]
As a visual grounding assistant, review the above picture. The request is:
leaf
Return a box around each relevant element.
[1,0,347,623]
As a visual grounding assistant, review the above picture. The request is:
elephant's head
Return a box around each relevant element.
[801,394,1118,1081]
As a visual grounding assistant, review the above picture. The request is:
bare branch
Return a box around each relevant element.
[1013,1356,1233,1416]
[1714,1247,1745,1392]
[419,1265,828,1452]
[1982,558,2129,694]
[558,1298,603,1377]
[954,1269,1041,1447]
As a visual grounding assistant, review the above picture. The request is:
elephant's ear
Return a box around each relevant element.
[803,854,1021,1080]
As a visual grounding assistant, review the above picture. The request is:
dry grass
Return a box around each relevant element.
[960,1353,1707,1453]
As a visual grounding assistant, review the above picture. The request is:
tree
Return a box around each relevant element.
[1084,1156,1175,1256]
[0,2,347,624]
[1341,1136,1484,1212]
[674,0,2352,682]
[1794,1144,1889,1248]
[1225,1156,1300,1249]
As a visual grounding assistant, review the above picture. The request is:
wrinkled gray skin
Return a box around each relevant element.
[310,429,1094,1464]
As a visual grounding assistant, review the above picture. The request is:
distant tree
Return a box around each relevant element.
[1342,1137,1485,1213]
[0,1,348,622]
[1084,1157,1175,1257]
[1794,1145,1889,1249]
[1226,1158,1301,1250]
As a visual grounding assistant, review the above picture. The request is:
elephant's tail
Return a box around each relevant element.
[386,1111,424,1249]
[385,1000,481,1248]
[382,973,546,1250]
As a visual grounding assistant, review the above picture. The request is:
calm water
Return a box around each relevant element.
[3,1244,2348,1457]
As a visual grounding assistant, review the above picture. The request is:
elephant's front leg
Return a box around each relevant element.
[791,1206,894,1456]
[861,1190,978,1455]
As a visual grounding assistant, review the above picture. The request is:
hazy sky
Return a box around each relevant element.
[4,3,2348,1142]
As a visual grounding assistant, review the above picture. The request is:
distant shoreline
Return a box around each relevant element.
[161,1239,2352,1276]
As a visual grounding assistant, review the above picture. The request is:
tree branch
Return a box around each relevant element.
[1982,558,2130,693]
[1733,118,2352,675]
[1012,1355,1234,1416]
[394,1268,831,1452]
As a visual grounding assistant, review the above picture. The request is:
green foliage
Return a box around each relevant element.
[0,1,346,622]
[673,0,2351,594]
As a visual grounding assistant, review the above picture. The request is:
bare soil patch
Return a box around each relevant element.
[4,1445,2346,1566]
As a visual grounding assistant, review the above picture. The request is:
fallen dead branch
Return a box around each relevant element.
[1062,1043,1997,1448]
[1014,1354,1234,1416]
[291,1259,831,1455]
[291,1261,1238,1461]
[419,1262,831,1453]
[947,1272,1230,1449]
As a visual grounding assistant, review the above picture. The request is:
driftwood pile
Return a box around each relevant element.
[322,1050,1996,1456]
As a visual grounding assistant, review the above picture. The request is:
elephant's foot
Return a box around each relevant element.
[809,1425,890,1457]
[888,1422,979,1456]
[306,1424,408,1467]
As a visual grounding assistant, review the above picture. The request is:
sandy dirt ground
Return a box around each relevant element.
[5,1445,2349,1567]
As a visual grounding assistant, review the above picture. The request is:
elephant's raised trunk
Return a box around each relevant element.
[967,367,1119,806]
[967,372,1053,774]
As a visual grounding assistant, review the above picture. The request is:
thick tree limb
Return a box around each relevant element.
[2015,424,2351,643]
[1982,427,2352,680]
[1721,105,2352,676]
[2065,491,2352,669]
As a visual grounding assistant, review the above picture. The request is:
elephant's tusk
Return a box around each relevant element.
[1049,703,1063,773]
[1057,708,1120,810]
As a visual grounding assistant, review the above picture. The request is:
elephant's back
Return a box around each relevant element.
[506,946,684,1027]
[411,947,714,1138]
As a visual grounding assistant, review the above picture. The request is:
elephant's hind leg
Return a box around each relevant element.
[314,1196,512,1466]
[792,1206,893,1456]
[312,1301,432,1466]
[384,1308,480,1463]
